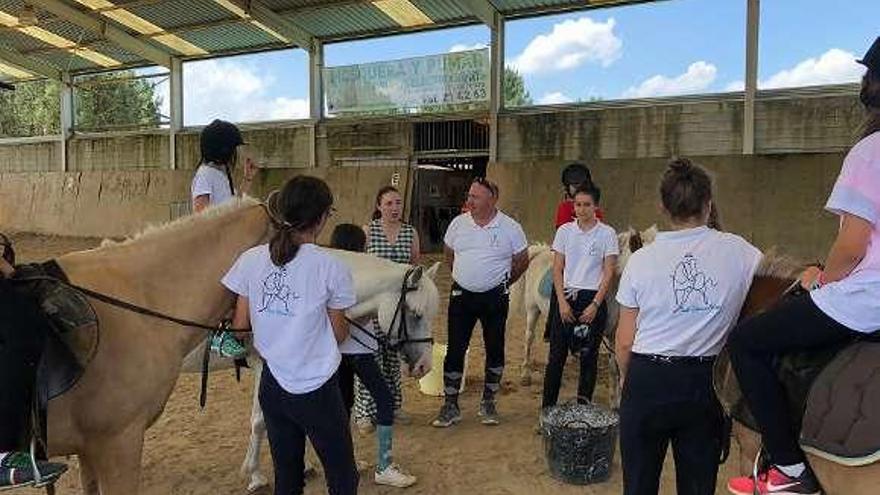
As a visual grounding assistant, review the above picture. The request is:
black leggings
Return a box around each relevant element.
[259,365,358,495]
[542,289,607,408]
[443,283,509,403]
[728,293,859,466]
[339,354,394,426]
[0,283,50,453]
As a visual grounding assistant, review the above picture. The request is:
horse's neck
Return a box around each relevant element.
[57,203,268,352]
[328,249,407,320]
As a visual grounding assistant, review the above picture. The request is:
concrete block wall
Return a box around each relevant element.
[489,153,844,261]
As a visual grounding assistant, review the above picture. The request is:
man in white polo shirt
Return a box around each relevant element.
[432,178,529,427]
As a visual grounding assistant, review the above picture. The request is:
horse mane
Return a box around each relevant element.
[754,248,803,281]
[98,196,262,250]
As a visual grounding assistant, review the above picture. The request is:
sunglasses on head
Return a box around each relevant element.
[472,177,498,197]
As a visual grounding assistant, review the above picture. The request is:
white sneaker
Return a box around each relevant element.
[375,464,417,488]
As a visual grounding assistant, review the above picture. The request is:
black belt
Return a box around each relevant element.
[451,281,507,296]
[632,353,716,365]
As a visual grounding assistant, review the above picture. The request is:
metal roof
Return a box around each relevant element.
[0,0,663,82]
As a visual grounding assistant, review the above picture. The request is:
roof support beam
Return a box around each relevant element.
[28,0,172,67]
[488,17,504,163]
[743,0,759,155]
[0,45,61,80]
[453,0,499,28]
[225,0,316,50]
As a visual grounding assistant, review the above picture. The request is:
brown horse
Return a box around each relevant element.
[714,252,880,495]
[45,197,271,494]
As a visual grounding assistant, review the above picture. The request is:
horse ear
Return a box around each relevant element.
[406,266,424,289]
[425,262,440,281]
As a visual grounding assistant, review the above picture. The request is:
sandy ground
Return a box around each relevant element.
[10,232,743,494]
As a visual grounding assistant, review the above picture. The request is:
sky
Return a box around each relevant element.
[178,0,880,125]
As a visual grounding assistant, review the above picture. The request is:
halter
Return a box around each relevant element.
[346,266,433,352]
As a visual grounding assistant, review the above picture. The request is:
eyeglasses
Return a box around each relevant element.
[472,177,499,198]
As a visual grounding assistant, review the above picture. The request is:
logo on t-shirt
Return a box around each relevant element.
[588,242,600,257]
[258,267,297,316]
[670,254,720,314]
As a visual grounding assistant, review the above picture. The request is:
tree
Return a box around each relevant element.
[503,67,532,107]
[0,70,163,137]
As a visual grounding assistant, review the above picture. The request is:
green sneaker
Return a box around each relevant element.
[210,331,248,359]
[0,452,67,490]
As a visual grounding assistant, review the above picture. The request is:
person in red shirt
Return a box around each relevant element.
[555,162,604,228]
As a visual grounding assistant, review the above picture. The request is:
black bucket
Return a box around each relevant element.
[540,401,619,485]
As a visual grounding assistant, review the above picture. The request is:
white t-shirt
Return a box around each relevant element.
[339,316,375,355]
[616,226,762,357]
[811,132,880,333]
[191,164,233,206]
[552,221,619,291]
[222,243,356,394]
[444,210,528,292]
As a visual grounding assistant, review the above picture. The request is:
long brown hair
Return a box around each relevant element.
[659,157,713,224]
[268,176,333,266]
[371,185,400,221]
[859,69,880,140]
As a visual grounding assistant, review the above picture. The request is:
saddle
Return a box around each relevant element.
[715,337,880,466]
[9,261,98,453]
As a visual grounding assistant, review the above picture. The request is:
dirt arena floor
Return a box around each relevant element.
[11,232,743,494]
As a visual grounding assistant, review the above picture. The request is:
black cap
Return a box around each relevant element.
[857,36,880,73]
[200,119,245,164]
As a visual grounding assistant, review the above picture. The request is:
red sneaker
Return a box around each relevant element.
[727,465,821,495]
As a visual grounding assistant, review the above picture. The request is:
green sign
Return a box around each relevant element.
[325,49,490,114]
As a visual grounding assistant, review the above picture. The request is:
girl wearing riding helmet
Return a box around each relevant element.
[615,158,762,495]
[331,224,417,489]
[223,176,358,495]
[726,37,880,495]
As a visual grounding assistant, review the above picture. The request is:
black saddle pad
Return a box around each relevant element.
[11,261,98,401]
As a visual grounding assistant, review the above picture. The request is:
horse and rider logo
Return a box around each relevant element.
[670,254,720,314]
[258,267,298,316]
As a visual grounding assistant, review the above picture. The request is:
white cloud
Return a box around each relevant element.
[509,17,622,74]
[449,43,488,53]
[622,61,717,98]
[721,48,864,93]
[538,92,574,105]
[183,59,309,125]
[760,48,863,89]
[724,80,745,92]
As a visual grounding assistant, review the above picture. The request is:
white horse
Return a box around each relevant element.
[511,227,657,407]
[183,253,441,493]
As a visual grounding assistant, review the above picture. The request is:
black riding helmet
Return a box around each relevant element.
[200,119,245,165]
[561,162,592,187]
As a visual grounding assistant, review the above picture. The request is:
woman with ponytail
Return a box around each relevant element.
[615,158,762,495]
[222,176,359,495]
[726,38,880,495]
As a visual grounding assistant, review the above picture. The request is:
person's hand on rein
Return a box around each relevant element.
[800,266,823,290]
[243,158,259,183]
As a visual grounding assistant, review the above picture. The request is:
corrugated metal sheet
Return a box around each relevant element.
[293,2,398,39]
[412,0,472,22]
[180,22,281,53]
[129,0,236,30]
[88,40,143,64]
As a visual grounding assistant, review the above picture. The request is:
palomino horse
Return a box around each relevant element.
[512,226,657,405]
[42,197,440,494]
[45,197,270,495]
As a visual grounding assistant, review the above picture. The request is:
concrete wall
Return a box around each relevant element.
[489,153,844,261]
[0,164,408,240]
